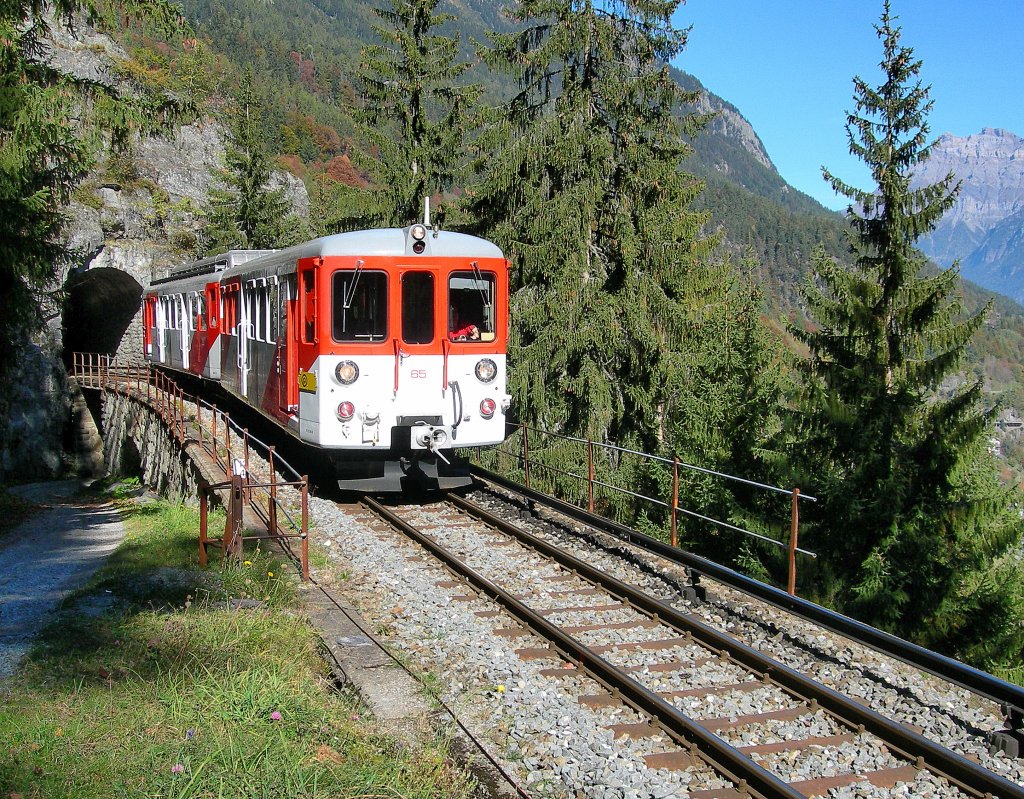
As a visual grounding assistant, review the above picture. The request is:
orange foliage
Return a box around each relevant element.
[320,155,369,188]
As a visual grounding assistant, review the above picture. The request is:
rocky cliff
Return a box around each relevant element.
[1,12,308,480]
[914,128,1024,301]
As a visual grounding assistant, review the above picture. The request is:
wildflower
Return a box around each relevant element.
[171,763,184,774]
[270,711,282,721]
[496,684,506,694]
[244,560,252,566]
[186,728,195,740]
[350,713,360,721]
[267,571,274,578]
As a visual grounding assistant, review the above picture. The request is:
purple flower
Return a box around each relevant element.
[270,710,282,721]
[186,728,195,740]
[171,763,184,774]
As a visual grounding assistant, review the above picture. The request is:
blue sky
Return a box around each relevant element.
[673,1,1024,210]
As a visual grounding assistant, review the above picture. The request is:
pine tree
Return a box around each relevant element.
[343,0,480,228]
[204,68,303,253]
[789,2,1023,662]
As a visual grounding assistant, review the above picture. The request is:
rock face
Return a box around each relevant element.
[914,128,1024,301]
[0,12,309,481]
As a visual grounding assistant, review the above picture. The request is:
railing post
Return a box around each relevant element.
[671,456,679,548]
[224,474,244,562]
[225,415,232,476]
[199,481,209,568]
[300,475,309,582]
[268,446,278,536]
[522,423,530,489]
[587,439,595,513]
[243,429,251,502]
[788,488,800,596]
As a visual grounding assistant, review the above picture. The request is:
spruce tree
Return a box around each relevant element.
[469,0,776,470]
[343,0,479,228]
[204,69,302,253]
[790,2,1023,663]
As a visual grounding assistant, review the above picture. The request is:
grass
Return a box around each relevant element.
[0,493,475,799]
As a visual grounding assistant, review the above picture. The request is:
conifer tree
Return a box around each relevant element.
[790,2,1023,662]
[469,0,771,465]
[343,0,479,228]
[204,69,303,253]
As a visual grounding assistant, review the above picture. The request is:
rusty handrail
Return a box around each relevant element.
[72,352,309,581]
[481,422,816,596]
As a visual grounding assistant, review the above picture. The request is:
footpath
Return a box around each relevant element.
[0,480,126,680]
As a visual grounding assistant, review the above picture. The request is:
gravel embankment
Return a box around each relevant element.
[306,490,1024,797]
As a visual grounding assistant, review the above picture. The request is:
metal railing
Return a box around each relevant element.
[479,422,816,595]
[71,352,310,580]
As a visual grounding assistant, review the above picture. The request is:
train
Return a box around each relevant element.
[142,216,511,491]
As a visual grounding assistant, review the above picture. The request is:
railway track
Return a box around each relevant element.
[309,487,1024,799]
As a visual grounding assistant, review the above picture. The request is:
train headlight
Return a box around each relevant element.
[474,358,497,383]
[411,224,427,253]
[479,398,496,419]
[335,360,359,385]
[336,401,355,421]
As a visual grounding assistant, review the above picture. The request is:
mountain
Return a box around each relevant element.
[914,128,1024,302]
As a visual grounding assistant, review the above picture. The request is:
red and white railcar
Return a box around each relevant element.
[143,222,511,490]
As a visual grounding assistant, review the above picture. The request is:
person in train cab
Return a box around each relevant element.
[449,306,480,341]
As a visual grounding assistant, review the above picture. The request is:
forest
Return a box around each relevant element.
[3,0,1023,678]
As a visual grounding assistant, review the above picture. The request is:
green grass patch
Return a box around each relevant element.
[0,496,474,799]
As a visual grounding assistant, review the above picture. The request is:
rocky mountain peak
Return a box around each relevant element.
[913,128,1024,301]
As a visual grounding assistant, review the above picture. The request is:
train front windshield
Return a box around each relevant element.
[449,271,496,342]
[332,270,388,342]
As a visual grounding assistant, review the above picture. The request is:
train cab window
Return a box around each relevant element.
[449,270,496,342]
[401,272,434,344]
[333,269,387,342]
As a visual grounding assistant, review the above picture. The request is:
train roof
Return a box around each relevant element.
[150,249,275,287]
[218,227,506,281]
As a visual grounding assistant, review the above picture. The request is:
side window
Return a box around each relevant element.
[270,282,280,342]
[301,269,317,344]
[448,270,496,342]
[222,285,239,335]
[206,285,219,330]
[402,272,434,344]
[332,270,387,342]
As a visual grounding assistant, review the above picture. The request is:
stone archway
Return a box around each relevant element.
[61,266,144,361]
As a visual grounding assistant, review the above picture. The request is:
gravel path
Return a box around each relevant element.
[0,480,125,680]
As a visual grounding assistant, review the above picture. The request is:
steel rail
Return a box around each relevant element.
[449,491,1024,799]
[361,495,805,799]
[471,465,1024,724]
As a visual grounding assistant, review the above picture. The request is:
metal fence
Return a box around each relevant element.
[479,423,816,595]
[71,352,310,580]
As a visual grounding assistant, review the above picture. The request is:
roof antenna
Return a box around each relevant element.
[423,197,431,228]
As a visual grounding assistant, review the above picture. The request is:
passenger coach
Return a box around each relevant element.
[143,221,511,490]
